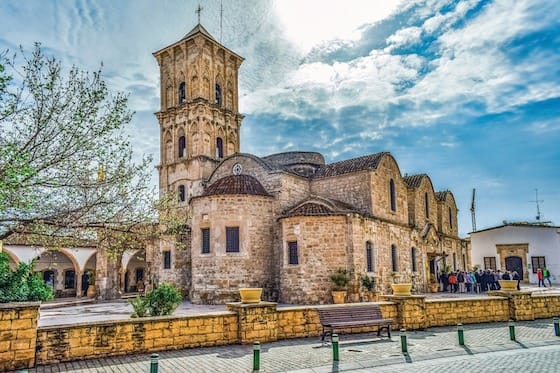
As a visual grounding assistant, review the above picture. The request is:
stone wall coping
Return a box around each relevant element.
[426,296,508,303]
[37,310,237,331]
[0,301,41,310]
[226,301,277,309]
[276,302,395,312]
[531,293,560,299]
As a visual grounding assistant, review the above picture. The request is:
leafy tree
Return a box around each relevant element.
[0,44,156,248]
[129,283,182,317]
[0,252,53,303]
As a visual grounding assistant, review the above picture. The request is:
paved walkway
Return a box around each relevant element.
[14,319,560,372]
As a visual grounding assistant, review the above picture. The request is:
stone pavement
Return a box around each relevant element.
[12,319,560,372]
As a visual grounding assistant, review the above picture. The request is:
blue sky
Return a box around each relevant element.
[1,0,559,236]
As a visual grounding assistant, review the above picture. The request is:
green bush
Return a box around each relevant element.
[329,268,350,290]
[129,282,182,318]
[0,252,53,303]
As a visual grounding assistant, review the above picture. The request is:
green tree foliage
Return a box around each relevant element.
[129,283,182,318]
[0,44,155,248]
[0,252,53,303]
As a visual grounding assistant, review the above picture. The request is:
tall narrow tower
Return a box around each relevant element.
[153,24,244,204]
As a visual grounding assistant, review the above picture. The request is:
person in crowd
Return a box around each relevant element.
[543,267,552,287]
[502,271,511,280]
[494,270,501,290]
[440,271,449,293]
[464,270,473,293]
[448,271,458,293]
[537,268,545,287]
[457,271,465,293]
[512,271,521,290]
[469,271,477,293]
[474,270,482,293]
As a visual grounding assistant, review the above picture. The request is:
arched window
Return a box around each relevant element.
[366,241,373,272]
[215,83,222,105]
[178,185,186,202]
[411,247,417,272]
[389,179,396,212]
[449,207,453,229]
[424,192,429,218]
[216,137,223,158]
[178,136,186,158]
[178,81,186,104]
[391,244,398,272]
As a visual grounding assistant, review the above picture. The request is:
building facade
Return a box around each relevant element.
[147,24,465,304]
[470,223,560,284]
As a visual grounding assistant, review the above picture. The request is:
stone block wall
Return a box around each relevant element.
[425,297,510,327]
[532,294,560,319]
[35,312,238,364]
[0,302,40,372]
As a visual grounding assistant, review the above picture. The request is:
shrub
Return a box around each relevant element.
[329,268,349,290]
[0,252,53,303]
[129,282,182,317]
[361,275,377,291]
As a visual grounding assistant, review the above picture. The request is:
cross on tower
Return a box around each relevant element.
[196,4,203,24]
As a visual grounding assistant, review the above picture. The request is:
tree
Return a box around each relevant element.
[0,44,156,248]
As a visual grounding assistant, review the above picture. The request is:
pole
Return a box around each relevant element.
[457,323,464,345]
[253,341,261,371]
[150,353,159,373]
[509,320,516,341]
[400,329,408,354]
[332,334,340,361]
[554,317,560,337]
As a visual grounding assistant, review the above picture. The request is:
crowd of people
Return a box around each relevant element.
[438,269,522,293]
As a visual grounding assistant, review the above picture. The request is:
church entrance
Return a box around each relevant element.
[505,256,523,280]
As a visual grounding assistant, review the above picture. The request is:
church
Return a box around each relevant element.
[146,23,466,305]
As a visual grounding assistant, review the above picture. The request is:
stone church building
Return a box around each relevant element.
[146,23,465,305]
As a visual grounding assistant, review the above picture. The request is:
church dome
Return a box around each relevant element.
[202,174,270,197]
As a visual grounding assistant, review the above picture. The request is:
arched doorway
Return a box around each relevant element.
[505,256,523,280]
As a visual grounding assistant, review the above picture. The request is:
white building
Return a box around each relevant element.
[470,223,560,284]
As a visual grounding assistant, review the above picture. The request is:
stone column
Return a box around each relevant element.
[383,295,427,330]
[488,290,535,321]
[226,302,278,344]
[75,270,84,297]
[0,302,40,371]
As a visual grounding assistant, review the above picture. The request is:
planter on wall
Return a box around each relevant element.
[429,283,440,293]
[391,283,412,296]
[499,280,518,291]
[331,291,347,304]
[239,288,263,303]
[86,285,96,298]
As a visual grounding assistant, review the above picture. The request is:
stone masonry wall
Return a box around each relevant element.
[35,312,238,365]
[532,294,560,319]
[425,297,510,327]
[0,302,40,372]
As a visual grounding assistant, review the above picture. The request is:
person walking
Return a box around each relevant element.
[537,268,545,287]
[543,268,552,287]
[512,271,521,290]
[448,272,458,293]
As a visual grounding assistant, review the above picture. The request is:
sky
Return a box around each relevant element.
[1,0,559,237]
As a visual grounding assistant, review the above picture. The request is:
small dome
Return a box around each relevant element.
[203,175,270,197]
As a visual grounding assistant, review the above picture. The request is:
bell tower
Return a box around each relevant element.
[153,23,244,203]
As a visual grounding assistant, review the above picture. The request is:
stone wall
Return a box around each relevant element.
[35,312,238,364]
[532,294,560,319]
[425,297,509,327]
[0,302,40,372]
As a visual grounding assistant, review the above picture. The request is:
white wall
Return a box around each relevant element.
[470,225,560,284]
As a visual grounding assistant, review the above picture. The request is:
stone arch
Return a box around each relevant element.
[1,247,20,268]
[165,77,173,109]
[164,131,173,164]
[122,249,146,293]
[35,249,79,297]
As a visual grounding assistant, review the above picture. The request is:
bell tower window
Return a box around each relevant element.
[389,179,396,212]
[178,82,186,104]
[178,136,186,158]
[215,83,222,105]
[178,185,185,202]
[216,137,223,158]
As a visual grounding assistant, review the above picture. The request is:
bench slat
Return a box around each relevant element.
[316,304,392,341]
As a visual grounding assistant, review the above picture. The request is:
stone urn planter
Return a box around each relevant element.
[499,280,518,291]
[239,288,263,303]
[331,290,347,304]
[391,283,412,296]
[86,285,97,298]
[429,282,440,293]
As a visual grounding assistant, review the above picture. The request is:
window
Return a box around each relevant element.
[389,179,396,212]
[163,251,171,269]
[215,83,222,105]
[201,228,210,254]
[484,256,497,270]
[424,192,429,218]
[226,227,239,252]
[366,241,373,272]
[531,256,546,273]
[178,136,186,158]
[43,270,55,287]
[216,137,223,158]
[178,185,186,202]
[288,241,298,265]
[391,245,398,272]
[449,207,453,229]
[411,247,417,272]
[64,270,75,289]
[178,82,186,103]
[453,253,457,271]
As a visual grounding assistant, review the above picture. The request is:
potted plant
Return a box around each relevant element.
[85,270,96,298]
[428,274,440,293]
[330,268,349,304]
[390,272,412,296]
[361,274,378,302]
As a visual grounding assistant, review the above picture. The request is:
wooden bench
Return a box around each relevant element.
[316,304,393,341]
